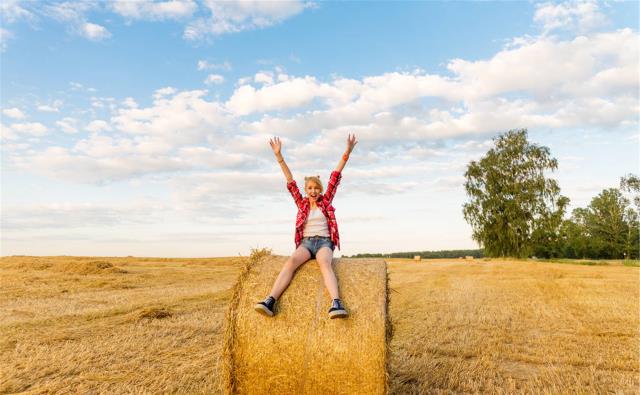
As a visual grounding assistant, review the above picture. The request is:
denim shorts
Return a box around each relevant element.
[301,236,335,259]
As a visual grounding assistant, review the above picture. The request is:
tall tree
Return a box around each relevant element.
[463,129,569,258]
[582,188,635,259]
[619,173,640,259]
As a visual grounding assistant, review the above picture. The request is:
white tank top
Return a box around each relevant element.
[303,207,330,237]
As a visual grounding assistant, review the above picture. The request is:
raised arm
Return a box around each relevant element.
[270,136,293,183]
[324,133,357,204]
[335,133,358,172]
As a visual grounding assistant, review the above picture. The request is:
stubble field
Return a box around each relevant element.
[1,255,638,394]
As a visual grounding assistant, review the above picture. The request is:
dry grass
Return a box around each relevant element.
[0,255,243,394]
[387,258,639,394]
[1,256,638,394]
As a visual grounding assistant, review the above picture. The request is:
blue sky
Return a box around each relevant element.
[1,0,638,257]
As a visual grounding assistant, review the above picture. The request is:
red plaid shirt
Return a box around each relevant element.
[286,170,342,250]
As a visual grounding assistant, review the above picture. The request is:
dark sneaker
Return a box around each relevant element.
[328,298,348,319]
[255,296,276,317]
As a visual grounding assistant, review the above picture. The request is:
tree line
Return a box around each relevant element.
[463,129,639,259]
[347,249,484,259]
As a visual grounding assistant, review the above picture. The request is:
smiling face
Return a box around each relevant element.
[305,180,323,201]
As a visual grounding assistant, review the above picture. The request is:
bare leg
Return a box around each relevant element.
[315,247,340,300]
[268,246,312,299]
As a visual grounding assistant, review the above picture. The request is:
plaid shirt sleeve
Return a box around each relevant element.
[323,170,342,205]
[286,179,304,209]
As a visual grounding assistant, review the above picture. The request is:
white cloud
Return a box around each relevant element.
[3,107,26,119]
[534,0,608,35]
[4,25,637,187]
[226,75,337,115]
[69,81,97,92]
[72,134,173,157]
[86,120,112,133]
[254,71,274,85]
[153,86,177,99]
[90,96,116,109]
[9,122,48,136]
[184,0,314,40]
[0,0,36,24]
[81,22,111,41]
[0,123,17,141]
[38,99,64,112]
[11,146,193,184]
[2,200,166,230]
[197,60,232,71]
[43,1,111,41]
[204,74,225,85]
[56,117,79,134]
[111,89,232,146]
[111,0,197,21]
[122,97,138,108]
[0,27,14,52]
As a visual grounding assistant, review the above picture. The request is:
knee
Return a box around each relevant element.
[283,258,297,272]
[317,259,333,272]
[285,256,304,271]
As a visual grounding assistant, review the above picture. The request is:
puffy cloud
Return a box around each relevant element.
[254,72,274,85]
[204,74,225,85]
[81,22,111,41]
[184,0,314,40]
[69,81,97,92]
[1,123,17,141]
[11,146,192,184]
[153,86,177,99]
[534,0,608,35]
[197,59,232,71]
[9,122,48,136]
[225,75,338,115]
[72,134,173,157]
[110,0,197,21]
[0,0,36,24]
[0,27,14,52]
[56,117,79,134]
[121,97,138,108]
[85,120,112,133]
[38,99,64,112]
[2,200,167,230]
[3,107,26,119]
[111,89,232,145]
[5,27,637,187]
[40,1,111,41]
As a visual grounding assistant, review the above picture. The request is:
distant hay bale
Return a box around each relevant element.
[413,255,421,261]
[138,307,173,320]
[465,256,474,260]
[222,255,389,394]
[53,260,128,275]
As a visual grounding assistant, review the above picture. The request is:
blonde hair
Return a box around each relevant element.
[304,175,323,193]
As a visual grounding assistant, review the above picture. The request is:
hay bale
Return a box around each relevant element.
[413,255,421,261]
[138,307,173,320]
[53,260,128,275]
[223,256,389,394]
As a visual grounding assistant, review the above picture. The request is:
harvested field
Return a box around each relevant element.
[1,255,638,394]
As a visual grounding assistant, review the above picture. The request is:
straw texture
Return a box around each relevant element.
[222,255,389,395]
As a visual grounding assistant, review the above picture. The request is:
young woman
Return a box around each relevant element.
[255,134,358,319]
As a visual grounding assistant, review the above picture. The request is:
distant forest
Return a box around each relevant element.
[346,249,484,259]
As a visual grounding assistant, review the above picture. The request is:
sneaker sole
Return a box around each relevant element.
[254,304,274,317]
[329,309,348,319]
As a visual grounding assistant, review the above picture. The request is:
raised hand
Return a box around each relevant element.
[346,133,358,154]
[269,136,282,155]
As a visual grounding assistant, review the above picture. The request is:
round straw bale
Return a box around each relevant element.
[222,255,389,395]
